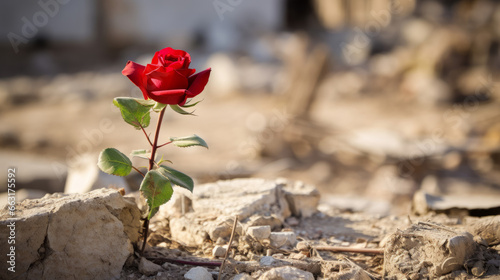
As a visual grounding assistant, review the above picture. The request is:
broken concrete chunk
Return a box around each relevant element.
[465,216,500,245]
[270,232,297,248]
[0,188,141,280]
[247,225,271,241]
[163,178,299,246]
[193,178,291,220]
[169,216,209,247]
[413,190,500,216]
[213,245,228,258]
[384,222,477,279]
[281,179,320,218]
[257,266,314,280]
[138,257,162,276]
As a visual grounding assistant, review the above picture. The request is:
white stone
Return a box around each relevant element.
[282,180,320,218]
[139,257,162,276]
[0,188,141,280]
[64,153,130,194]
[247,225,271,241]
[184,266,213,280]
[260,256,277,266]
[258,266,314,280]
[212,245,227,258]
[270,232,297,248]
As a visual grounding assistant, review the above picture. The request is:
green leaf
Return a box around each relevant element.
[170,104,196,115]
[170,135,208,149]
[153,102,167,112]
[130,149,151,159]
[157,155,173,165]
[97,148,133,176]
[181,99,203,108]
[113,97,154,129]
[140,170,174,219]
[158,165,194,192]
[136,99,156,107]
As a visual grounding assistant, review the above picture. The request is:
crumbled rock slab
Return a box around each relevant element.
[138,178,500,279]
[413,191,500,216]
[465,216,500,245]
[156,178,307,246]
[384,222,477,279]
[0,188,141,280]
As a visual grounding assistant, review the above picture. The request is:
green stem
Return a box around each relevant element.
[141,106,166,255]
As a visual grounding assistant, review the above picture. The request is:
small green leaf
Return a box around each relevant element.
[170,135,208,149]
[157,155,173,165]
[158,165,194,192]
[113,97,154,129]
[153,102,167,112]
[140,170,173,219]
[181,99,203,108]
[136,99,156,107]
[130,149,151,159]
[170,104,196,115]
[98,148,133,176]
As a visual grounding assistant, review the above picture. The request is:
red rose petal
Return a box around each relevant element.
[122,61,149,100]
[146,69,189,91]
[147,89,187,105]
[186,68,211,98]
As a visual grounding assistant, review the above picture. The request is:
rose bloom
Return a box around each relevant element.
[122,47,211,105]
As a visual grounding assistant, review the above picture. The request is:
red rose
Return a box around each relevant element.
[122,47,211,105]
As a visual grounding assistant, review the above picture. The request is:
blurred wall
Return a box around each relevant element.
[0,0,283,53]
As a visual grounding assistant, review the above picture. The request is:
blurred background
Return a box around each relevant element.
[1,0,499,215]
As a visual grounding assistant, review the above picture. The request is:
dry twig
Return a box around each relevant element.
[218,216,238,280]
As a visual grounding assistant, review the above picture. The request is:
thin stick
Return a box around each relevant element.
[148,257,222,267]
[218,216,238,280]
[314,246,384,255]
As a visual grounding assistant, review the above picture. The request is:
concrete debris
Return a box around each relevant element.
[0,188,141,280]
[384,222,477,278]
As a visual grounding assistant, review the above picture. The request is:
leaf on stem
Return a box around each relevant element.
[158,165,194,192]
[130,149,151,159]
[181,99,203,108]
[113,97,154,129]
[170,135,208,149]
[98,148,133,176]
[170,104,196,115]
[140,170,174,219]
[153,102,167,112]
